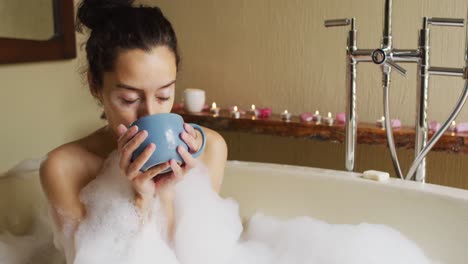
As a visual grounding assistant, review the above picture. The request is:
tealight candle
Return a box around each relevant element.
[231,106,240,119]
[376,116,385,128]
[429,120,441,132]
[455,122,468,133]
[312,110,322,123]
[449,121,457,132]
[336,112,346,124]
[210,102,220,115]
[323,112,334,125]
[248,104,259,118]
[258,108,272,118]
[390,119,402,128]
[299,112,313,122]
[281,109,292,121]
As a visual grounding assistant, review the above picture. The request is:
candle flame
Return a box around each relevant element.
[452,121,456,126]
[327,112,332,118]
[381,116,385,121]
[284,110,289,114]
[251,104,256,110]
[234,106,238,112]
[315,110,320,115]
[212,102,217,109]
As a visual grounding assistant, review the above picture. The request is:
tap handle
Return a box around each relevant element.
[324,18,352,28]
[386,59,407,76]
[427,18,465,27]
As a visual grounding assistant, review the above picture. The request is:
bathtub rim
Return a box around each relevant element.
[225,160,468,203]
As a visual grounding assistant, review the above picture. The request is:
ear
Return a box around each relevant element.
[87,71,103,102]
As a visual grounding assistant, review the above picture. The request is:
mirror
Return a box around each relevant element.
[0,0,55,41]
[0,0,76,64]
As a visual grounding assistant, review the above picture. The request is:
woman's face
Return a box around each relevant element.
[93,46,177,136]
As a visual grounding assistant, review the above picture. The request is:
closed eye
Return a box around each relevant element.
[122,98,140,105]
[157,97,171,101]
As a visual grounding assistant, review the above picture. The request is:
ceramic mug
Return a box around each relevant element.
[183,88,205,113]
[130,113,206,173]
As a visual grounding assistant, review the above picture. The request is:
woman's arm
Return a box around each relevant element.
[39,147,88,263]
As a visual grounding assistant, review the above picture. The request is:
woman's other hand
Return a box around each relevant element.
[154,125,200,190]
[116,124,169,202]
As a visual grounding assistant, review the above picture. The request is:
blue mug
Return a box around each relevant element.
[129,113,206,173]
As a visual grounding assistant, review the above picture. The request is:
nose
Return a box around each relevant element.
[138,99,158,118]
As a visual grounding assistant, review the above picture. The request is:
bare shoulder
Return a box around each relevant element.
[39,141,102,225]
[199,127,228,192]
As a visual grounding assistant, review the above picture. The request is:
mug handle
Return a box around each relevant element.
[188,123,206,158]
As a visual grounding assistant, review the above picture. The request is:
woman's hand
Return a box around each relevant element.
[116,124,170,201]
[154,124,201,189]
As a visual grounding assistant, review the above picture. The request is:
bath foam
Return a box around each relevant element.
[173,165,432,264]
[0,151,433,264]
[72,152,179,264]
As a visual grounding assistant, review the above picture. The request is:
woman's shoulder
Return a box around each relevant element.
[199,127,227,191]
[203,127,227,156]
[39,132,106,209]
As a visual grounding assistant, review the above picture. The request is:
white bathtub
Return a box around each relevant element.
[1,160,468,263]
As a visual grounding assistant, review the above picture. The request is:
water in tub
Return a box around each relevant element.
[0,152,434,264]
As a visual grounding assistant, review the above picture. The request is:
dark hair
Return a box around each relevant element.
[76,0,180,88]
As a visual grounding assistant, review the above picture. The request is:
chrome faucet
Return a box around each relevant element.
[325,0,468,182]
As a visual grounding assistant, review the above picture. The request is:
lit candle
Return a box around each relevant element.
[323,112,334,125]
[231,105,240,119]
[281,109,292,121]
[376,116,385,128]
[210,102,220,115]
[312,110,322,123]
[449,121,457,132]
[248,104,259,118]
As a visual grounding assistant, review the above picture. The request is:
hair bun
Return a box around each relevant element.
[77,0,134,31]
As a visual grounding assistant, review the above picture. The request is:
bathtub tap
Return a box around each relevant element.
[325,0,468,182]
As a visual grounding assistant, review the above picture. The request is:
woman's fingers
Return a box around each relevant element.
[116,124,127,138]
[118,125,138,150]
[119,129,147,170]
[170,159,183,179]
[126,143,155,180]
[139,162,171,183]
[178,145,197,169]
[182,124,200,153]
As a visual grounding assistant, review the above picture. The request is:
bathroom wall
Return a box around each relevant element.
[0,0,467,189]
[149,0,468,189]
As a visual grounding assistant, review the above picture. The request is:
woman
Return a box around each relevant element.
[39,0,227,259]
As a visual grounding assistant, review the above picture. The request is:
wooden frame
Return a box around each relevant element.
[0,0,76,64]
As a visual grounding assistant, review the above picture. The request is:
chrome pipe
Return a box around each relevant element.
[345,20,358,172]
[406,80,468,180]
[325,19,352,27]
[429,67,465,77]
[352,49,374,62]
[414,20,430,182]
[466,9,468,65]
[345,59,357,171]
[382,0,393,49]
[427,18,465,27]
[382,65,404,179]
[392,49,421,62]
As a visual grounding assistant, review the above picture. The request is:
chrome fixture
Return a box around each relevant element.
[325,0,468,182]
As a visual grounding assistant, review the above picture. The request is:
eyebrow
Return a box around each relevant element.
[116,80,176,91]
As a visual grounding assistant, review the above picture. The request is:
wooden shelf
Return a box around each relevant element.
[172,109,468,154]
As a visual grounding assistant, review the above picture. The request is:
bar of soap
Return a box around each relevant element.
[362,170,390,181]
